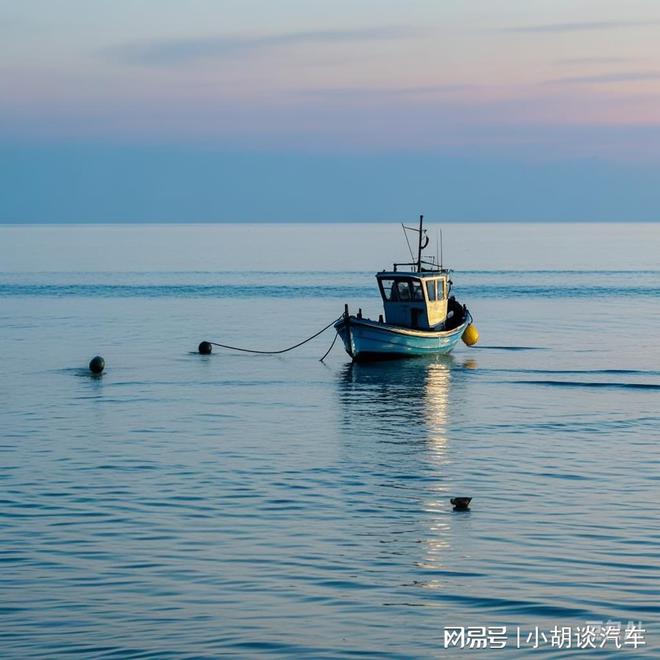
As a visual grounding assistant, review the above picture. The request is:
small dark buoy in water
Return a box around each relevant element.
[450,497,472,511]
[198,341,212,355]
[89,355,105,375]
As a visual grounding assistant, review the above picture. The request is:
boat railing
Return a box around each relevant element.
[391,259,450,274]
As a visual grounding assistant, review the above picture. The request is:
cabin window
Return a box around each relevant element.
[380,278,427,303]
[425,279,437,301]
[380,279,397,301]
[396,280,412,301]
[439,280,447,299]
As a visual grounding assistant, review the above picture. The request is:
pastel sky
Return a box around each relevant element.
[2,0,660,221]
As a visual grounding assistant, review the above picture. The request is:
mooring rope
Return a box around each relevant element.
[319,330,340,363]
[208,317,341,356]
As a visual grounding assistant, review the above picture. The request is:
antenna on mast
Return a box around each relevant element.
[440,228,444,270]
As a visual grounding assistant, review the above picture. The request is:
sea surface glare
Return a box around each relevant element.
[1,223,659,657]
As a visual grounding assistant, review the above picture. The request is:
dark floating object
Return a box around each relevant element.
[450,497,472,511]
[198,341,213,355]
[89,355,105,375]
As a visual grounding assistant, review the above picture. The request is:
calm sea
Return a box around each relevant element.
[1,223,659,658]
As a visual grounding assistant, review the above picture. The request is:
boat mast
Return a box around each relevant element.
[417,214,423,272]
[396,215,431,272]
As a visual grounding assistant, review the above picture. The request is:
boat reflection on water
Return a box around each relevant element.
[337,355,454,444]
[336,355,478,591]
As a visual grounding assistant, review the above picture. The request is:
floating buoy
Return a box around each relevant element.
[462,323,479,346]
[198,341,212,355]
[450,497,472,511]
[89,355,105,374]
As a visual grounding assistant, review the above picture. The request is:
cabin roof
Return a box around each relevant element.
[377,270,448,280]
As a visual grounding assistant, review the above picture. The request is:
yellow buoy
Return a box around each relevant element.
[462,323,479,346]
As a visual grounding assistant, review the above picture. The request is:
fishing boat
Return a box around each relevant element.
[334,216,479,361]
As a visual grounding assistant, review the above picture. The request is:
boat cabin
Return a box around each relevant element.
[377,271,449,330]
